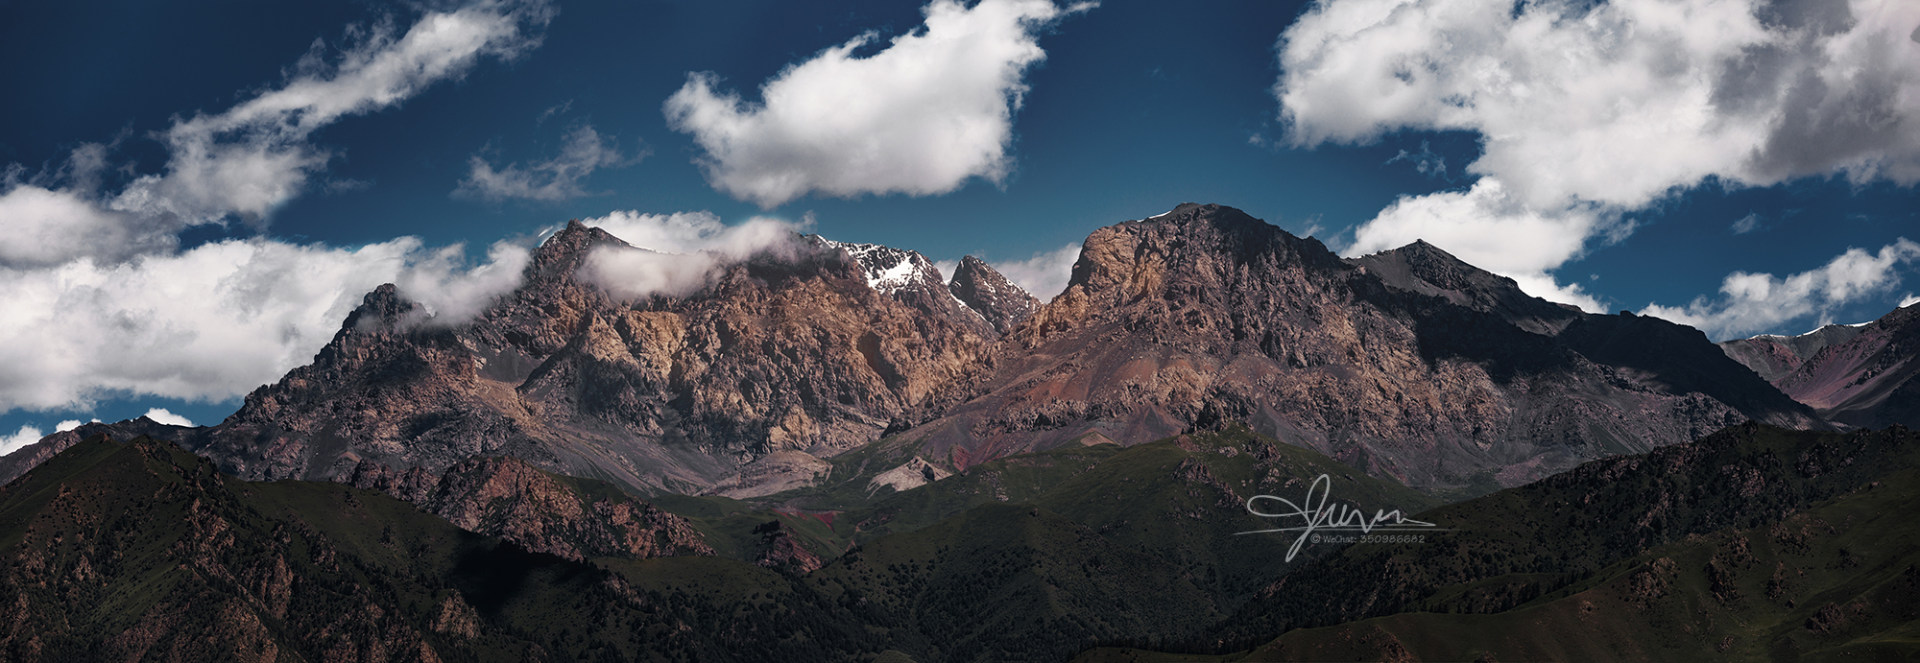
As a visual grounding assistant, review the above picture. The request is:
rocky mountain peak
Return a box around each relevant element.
[1350,238,1580,334]
[815,238,945,296]
[528,220,630,280]
[341,283,419,332]
[948,256,1040,334]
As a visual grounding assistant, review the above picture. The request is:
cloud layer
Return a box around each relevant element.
[1641,238,1920,338]
[579,211,809,299]
[1283,0,1920,311]
[665,0,1090,208]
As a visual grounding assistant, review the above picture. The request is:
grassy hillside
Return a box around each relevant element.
[0,436,879,662]
[1078,423,1920,661]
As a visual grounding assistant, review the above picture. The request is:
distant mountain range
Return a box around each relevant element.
[6,203,1920,660]
[1721,304,1920,429]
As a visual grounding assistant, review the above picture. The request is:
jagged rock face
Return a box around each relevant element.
[902,203,1820,491]
[145,221,999,495]
[1742,304,1920,428]
[814,237,995,335]
[1720,324,1866,383]
[948,255,1041,334]
[347,456,712,562]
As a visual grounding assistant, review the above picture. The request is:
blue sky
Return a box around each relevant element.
[2,0,1918,444]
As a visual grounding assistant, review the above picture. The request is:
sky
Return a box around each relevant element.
[2,0,1918,448]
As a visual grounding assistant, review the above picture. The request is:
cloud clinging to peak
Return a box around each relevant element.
[579,211,811,300]
[665,0,1091,208]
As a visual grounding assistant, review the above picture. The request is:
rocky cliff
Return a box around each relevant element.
[897,203,1820,491]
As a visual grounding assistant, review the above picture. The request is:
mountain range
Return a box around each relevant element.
[5,203,1919,661]
[1,203,1827,498]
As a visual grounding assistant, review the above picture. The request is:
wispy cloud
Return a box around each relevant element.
[112,0,554,227]
[455,125,636,202]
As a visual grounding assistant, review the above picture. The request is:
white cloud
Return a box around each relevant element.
[1282,0,1920,310]
[0,236,531,414]
[455,125,634,202]
[664,0,1091,207]
[109,0,552,230]
[1343,178,1618,312]
[1640,238,1920,339]
[0,184,166,269]
[1731,212,1762,235]
[141,408,195,427]
[53,419,91,433]
[578,211,810,300]
[0,425,43,456]
[987,242,1081,301]
[1901,293,1920,309]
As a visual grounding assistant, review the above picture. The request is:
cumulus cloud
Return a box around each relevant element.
[141,408,195,427]
[0,425,44,456]
[987,242,1082,301]
[664,0,1092,208]
[1284,0,1920,309]
[0,235,531,414]
[107,0,552,230]
[1640,238,1920,339]
[54,419,92,433]
[455,125,635,201]
[578,211,810,299]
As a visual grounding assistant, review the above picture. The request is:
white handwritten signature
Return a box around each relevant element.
[1235,473,1438,561]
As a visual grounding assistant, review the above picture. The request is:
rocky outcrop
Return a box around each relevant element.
[948,255,1041,334]
[347,456,713,562]
[751,519,824,574]
[900,203,1820,491]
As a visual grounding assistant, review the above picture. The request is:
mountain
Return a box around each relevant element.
[1,203,1821,499]
[0,425,1431,663]
[891,203,1821,492]
[1719,323,1866,383]
[948,255,1042,334]
[1721,303,1920,429]
[344,454,714,562]
[0,435,878,662]
[1081,422,1920,662]
[11,222,1005,497]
